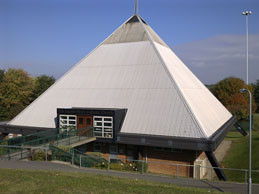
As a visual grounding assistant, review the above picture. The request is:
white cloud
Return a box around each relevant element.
[171,34,259,84]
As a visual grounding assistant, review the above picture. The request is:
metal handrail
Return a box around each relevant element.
[0,127,94,157]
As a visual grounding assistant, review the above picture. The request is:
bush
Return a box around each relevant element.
[31,150,46,161]
[56,145,71,153]
[109,160,148,173]
[87,152,102,158]
[95,160,108,169]
[135,161,148,173]
[109,162,126,171]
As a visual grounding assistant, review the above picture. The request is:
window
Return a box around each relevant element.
[87,118,91,124]
[154,147,162,151]
[59,115,77,131]
[8,133,13,139]
[171,148,183,153]
[126,150,134,161]
[154,147,182,153]
[79,118,83,124]
[94,142,102,152]
[109,144,118,154]
[109,144,118,159]
[93,116,113,138]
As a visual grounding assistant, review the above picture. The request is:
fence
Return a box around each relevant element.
[49,146,259,183]
[51,151,259,183]
[0,127,94,157]
[0,145,48,161]
[1,144,259,184]
[50,144,108,168]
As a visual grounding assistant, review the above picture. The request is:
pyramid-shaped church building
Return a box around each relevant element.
[4,14,237,179]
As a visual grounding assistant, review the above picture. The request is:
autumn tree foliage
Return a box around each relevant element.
[211,77,257,120]
[0,68,55,121]
[252,80,259,113]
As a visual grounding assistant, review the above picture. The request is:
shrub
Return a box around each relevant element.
[95,161,108,169]
[31,150,46,161]
[109,160,148,173]
[87,152,102,158]
[109,162,126,171]
[57,145,71,153]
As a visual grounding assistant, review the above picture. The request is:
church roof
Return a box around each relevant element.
[8,15,233,140]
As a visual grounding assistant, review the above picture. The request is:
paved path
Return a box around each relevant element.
[0,160,258,194]
[214,140,232,162]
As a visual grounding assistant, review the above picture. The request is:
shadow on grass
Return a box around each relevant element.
[226,136,241,139]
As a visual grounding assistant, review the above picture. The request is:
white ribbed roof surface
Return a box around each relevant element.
[9,15,232,139]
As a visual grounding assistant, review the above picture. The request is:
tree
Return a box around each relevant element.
[32,75,55,100]
[0,69,34,120]
[252,80,259,113]
[0,69,4,83]
[211,77,257,120]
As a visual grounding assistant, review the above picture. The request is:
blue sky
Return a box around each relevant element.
[0,0,258,84]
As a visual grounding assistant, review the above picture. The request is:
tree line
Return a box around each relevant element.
[209,77,258,120]
[0,68,55,121]
[0,68,258,122]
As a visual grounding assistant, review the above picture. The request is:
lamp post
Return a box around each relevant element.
[240,88,252,194]
[242,11,252,85]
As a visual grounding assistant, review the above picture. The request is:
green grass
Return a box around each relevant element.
[222,131,259,183]
[0,168,225,194]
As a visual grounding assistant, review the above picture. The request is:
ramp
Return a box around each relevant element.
[69,137,96,148]
[0,128,96,160]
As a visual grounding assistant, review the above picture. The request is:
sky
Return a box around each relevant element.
[0,0,258,84]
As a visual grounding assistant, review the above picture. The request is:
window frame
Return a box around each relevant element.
[94,142,102,152]
[59,114,77,131]
[154,147,182,153]
[93,116,113,138]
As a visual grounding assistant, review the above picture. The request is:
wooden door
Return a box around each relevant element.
[77,116,93,136]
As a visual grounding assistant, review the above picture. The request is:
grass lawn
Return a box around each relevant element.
[0,168,227,194]
[222,130,259,183]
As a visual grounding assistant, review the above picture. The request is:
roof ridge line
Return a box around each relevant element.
[137,15,207,138]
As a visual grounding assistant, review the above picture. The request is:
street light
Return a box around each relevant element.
[242,11,252,85]
[240,88,252,194]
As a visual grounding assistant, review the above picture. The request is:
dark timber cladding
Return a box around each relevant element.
[57,108,127,143]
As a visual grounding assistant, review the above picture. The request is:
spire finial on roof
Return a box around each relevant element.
[134,0,139,15]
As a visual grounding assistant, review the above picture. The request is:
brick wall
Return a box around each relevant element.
[83,142,198,177]
[85,142,127,160]
[145,147,197,177]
